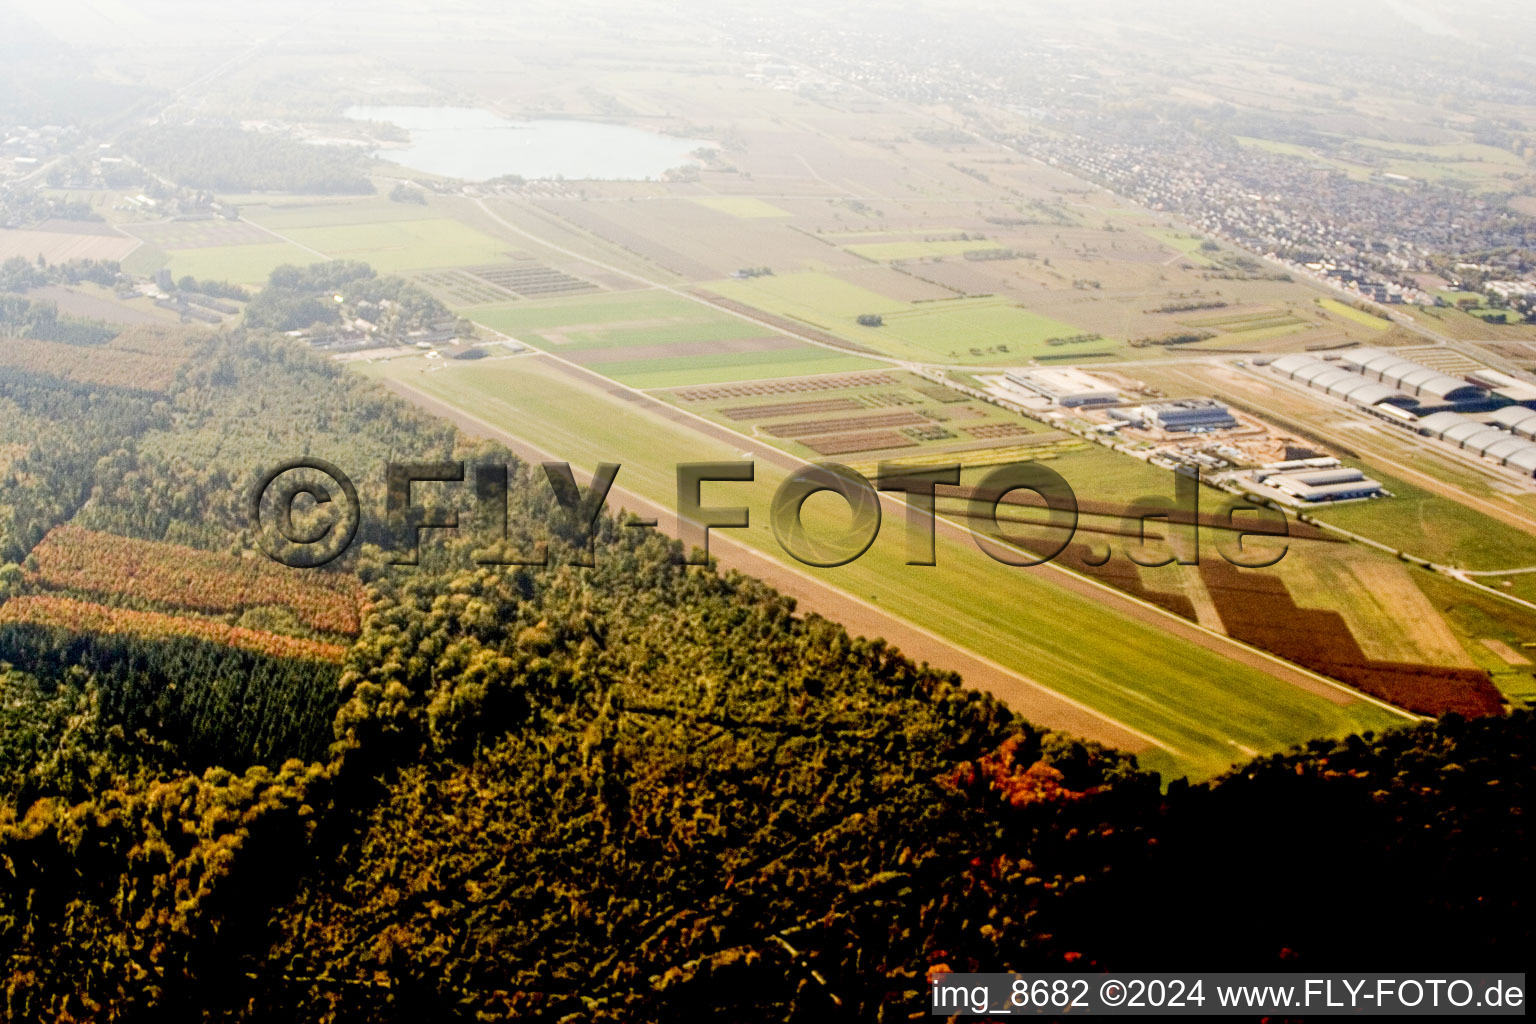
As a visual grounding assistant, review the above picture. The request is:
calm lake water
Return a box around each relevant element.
[345,106,713,182]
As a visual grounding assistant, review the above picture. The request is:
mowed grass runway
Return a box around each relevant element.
[361,354,1408,780]
[466,289,881,387]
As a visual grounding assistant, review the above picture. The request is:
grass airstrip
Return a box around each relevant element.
[363,352,1409,780]
[464,289,882,387]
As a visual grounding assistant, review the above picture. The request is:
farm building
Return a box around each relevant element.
[1002,368,1119,407]
[1336,347,1484,403]
[1140,398,1236,433]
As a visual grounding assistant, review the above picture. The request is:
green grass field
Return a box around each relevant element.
[1310,461,1536,571]
[1235,134,1528,193]
[242,197,447,229]
[463,289,880,386]
[164,241,320,285]
[120,242,168,277]
[594,350,880,388]
[273,218,513,273]
[360,353,1409,780]
[1138,227,1215,265]
[692,197,791,219]
[1318,298,1391,330]
[707,273,1107,364]
[879,297,1102,361]
[464,289,732,331]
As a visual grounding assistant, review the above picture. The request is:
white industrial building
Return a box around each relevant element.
[1140,398,1237,432]
[1002,368,1119,407]
[1415,411,1536,476]
[1250,459,1384,503]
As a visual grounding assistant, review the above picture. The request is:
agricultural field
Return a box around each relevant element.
[122,219,278,249]
[260,218,514,274]
[1350,138,1531,192]
[464,260,596,298]
[366,351,1411,780]
[463,288,881,386]
[1138,226,1214,264]
[412,268,514,305]
[946,483,1521,718]
[239,197,448,230]
[27,283,179,326]
[706,271,1104,364]
[1316,298,1392,330]
[162,241,320,285]
[1179,305,1316,342]
[0,225,140,264]
[1415,572,1536,704]
[844,238,1003,261]
[1408,303,1536,342]
[660,368,1075,469]
[691,197,790,218]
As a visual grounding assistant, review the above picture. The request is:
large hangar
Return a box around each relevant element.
[1413,410,1536,476]
[1337,347,1484,403]
[1268,353,1407,407]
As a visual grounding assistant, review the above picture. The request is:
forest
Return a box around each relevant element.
[0,326,1525,1021]
[118,124,375,194]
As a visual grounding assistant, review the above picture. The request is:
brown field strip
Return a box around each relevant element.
[802,431,916,455]
[673,372,898,401]
[720,398,866,420]
[766,411,927,438]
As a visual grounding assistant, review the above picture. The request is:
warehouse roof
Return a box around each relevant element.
[1483,437,1532,462]
[1442,421,1490,445]
[1490,406,1536,432]
[1462,427,1510,454]
[1507,448,1536,473]
[1414,411,1470,437]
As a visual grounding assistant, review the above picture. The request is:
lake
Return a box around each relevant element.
[345,106,714,182]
